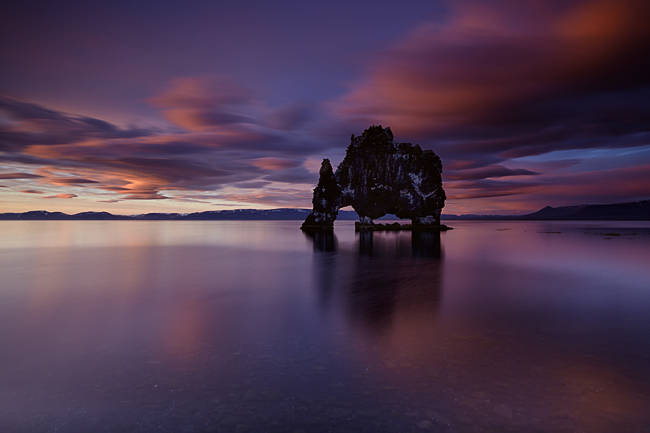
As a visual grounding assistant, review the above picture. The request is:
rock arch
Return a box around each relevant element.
[301,126,446,230]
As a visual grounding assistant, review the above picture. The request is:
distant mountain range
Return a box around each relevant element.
[0,208,352,221]
[516,199,650,220]
[1,200,649,221]
[444,199,650,220]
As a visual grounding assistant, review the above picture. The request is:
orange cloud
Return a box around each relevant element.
[44,193,77,199]
[151,77,255,131]
[331,0,650,140]
[251,157,300,171]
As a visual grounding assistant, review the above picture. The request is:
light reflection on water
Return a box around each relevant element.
[1,220,649,432]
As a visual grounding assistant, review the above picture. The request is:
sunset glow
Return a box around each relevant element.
[2,0,649,215]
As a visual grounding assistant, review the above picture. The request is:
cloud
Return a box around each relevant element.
[266,103,314,130]
[332,0,650,156]
[0,92,331,204]
[445,165,539,181]
[446,179,538,200]
[325,0,650,210]
[44,193,77,199]
[529,164,650,202]
[445,163,650,208]
[47,177,99,185]
[214,187,313,208]
[263,166,317,184]
[20,189,43,194]
[3,2,650,214]
[251,157,301,171]
[0,172,43,179]
[150,77,256,131]
[0,96,151,151]
[148,77,330,155]
[233,180,271,189]
[121,192,168,200]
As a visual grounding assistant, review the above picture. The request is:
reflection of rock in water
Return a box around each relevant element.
[358,231,374,255]
[307,231,443,334]
[411,231,442,258]
[303,230,337,252]
[305,231,339,307]
[357,231,441,259]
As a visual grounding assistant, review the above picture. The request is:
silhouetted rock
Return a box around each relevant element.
[302,126,446,230]
[301,159,341,229]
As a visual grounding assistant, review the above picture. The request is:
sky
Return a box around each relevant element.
[1,0,649,215]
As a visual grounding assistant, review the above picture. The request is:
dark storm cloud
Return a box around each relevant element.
[333,0,650,166]
[321,0,650,211]
[0,96,151,151]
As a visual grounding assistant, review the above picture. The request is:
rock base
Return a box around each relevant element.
[355,222,452,232]
[300,223,334,232]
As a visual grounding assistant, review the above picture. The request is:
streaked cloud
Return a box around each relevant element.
[0,172,43,179]
[1,0,649,213]
[44,193,77,199]
[0,92,324,208]
[327,0,650,211]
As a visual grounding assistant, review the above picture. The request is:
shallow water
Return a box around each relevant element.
[1,220,649,432]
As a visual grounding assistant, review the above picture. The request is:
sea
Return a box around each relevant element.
[1,220,649,432]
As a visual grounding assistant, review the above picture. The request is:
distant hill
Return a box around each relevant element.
[521,200,650,220]
[442,200,650,220]
[0,208,358,221]
[1,200,648,220]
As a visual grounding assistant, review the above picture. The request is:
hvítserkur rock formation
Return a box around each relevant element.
[301,126,447,231]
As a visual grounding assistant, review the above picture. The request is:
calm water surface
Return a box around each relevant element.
[1,220,649,432]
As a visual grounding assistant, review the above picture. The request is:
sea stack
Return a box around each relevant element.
[300,158,341,229]
[301,126,446,231]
